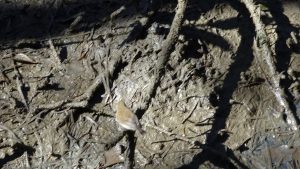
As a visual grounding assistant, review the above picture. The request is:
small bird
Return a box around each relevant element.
[115,100,145,134]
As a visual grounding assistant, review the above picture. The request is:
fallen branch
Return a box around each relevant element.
[240,0,299,130]
[139,0,188,112]
[122,1,188,168]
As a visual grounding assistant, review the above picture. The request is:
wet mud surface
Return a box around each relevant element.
[0,0,300,168]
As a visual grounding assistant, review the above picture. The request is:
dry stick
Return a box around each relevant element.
[145,123,194,144]
[64,12,84,35]
[16,76,29,111]
[181,100,199,124]
[34,132,44,168]
[13,61,30,112]
[240,0,299,130]
[140,0,188,111]
[48,39,63,69]
[102,39,113,104]
[24,152,31,168]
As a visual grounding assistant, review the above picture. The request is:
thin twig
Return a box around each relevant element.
[100,38,113,103]
[182,100,199,124]
[13,61,29,112]
[16,76,29,111]
[64,12,84,35]
[145,123,195,145]
[48,39,63,69]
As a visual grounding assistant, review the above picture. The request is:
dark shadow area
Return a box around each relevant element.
[260,0,300,123]
[206,2,255,140]
[0,0,185,50]
[178,142,248,169]
[2,0,297,168]
[124,131,136,169]
[0,0,124,40]
[263,0,295,77]
[207,17,240,30]
[38,82,64,91]
[178,149,236,169]
[178,0,254,168]
[183,26,231,51]
[59,46,68,62]
[135,0,231,115]
[0,143,35,168]
[130,0,252,168]
[0,0,147,50]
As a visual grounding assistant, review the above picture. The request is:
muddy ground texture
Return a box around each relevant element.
[0,0,300,168]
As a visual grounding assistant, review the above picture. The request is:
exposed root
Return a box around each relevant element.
[240,0,299,130]
[139,0,188,113]
[124,1,188,168]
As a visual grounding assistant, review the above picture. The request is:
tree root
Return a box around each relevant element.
[124,1,188,168]
[138,0,188,113]
[239,0,300,130]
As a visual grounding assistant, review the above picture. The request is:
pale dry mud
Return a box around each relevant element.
[0,0,300,169]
